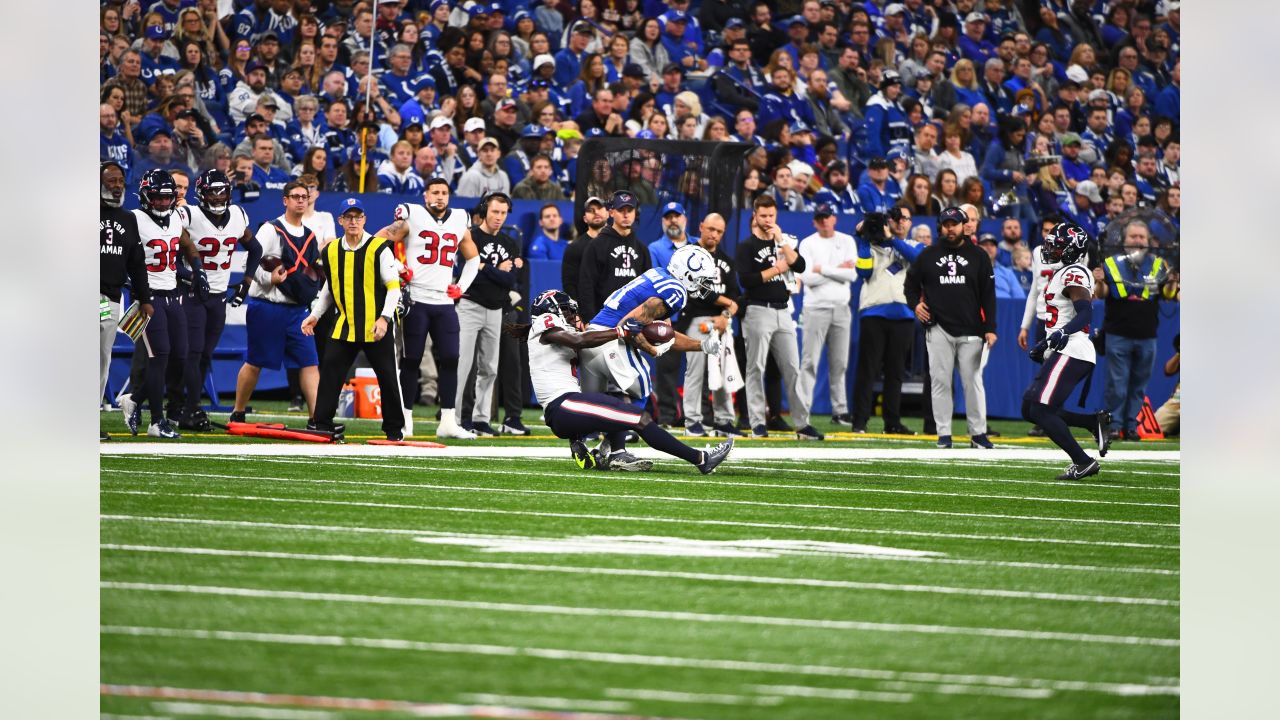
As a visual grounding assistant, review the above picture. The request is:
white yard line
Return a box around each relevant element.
[152,703,335,719]
[99,627,1179,698]
[101,515,1179,576]
[101,491,1180,550]
[454,695,632,713]
[752,682,1052,701]
[108,452,1181,493]
[121,455,1175,506]
[602,689,783,707]
[101,469,1179,529]
[99,544,1178,607]
[100,686,678,720]
[101,581,1179,647]
[100,444,1179,461]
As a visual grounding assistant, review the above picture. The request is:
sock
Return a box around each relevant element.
[639,423,701,465]
[1058,410,1097,433]
[182,352,204,416]
[607,430,627,452]
[143,353,169,424]
[436,356,458,409]
[1030,403,1091,465]
[401,358,422,408]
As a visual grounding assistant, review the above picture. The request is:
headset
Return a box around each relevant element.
[475,191,511,219]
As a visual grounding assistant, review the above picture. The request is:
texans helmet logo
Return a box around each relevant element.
[1066,226,1086,244]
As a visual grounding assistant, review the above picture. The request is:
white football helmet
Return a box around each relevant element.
[667,244,718,300]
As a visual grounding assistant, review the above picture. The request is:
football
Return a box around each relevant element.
[259,255,284,272]
[642,322,674,345]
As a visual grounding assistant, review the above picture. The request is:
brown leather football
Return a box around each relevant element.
[642,322,674,344]
[258,255,284,272]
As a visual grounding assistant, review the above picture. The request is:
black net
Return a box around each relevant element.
[1098,207,1180,272]
[573,138,754,242]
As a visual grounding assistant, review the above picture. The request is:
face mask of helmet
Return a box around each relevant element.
[204,188,231,215]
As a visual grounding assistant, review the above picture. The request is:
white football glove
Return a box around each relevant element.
[653,338,676,357]
[700,332,721,355]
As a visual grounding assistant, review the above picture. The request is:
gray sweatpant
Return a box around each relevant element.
[100,296,120,406]
[925,325,987,437]
[743,304,807,429]
[455,298,502,424]
[798,304,852,417]
[682,316,734,427]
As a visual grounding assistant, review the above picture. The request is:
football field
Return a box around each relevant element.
[100,413,1179,719]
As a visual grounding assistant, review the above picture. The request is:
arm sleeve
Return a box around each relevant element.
[239,223,263,280]
[1020,278,1039,330]
[1060,297,1092,335]
[787,247,806,274]
[890,238,924,263]
[456,253,480,292]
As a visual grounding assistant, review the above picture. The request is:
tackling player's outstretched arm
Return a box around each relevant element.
[541,326,625,351]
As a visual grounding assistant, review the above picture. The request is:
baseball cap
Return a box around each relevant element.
[144,25,169,40]
[496,98,518,112]
[939,207,967,225]
[477,137,501,151]
[246,112,268,125]
[414,75,437,92]
[867,156,890,169]
[785,16,808,29]
[665,10,689,23]
[522,123,551,138]
[571,20,594,34]
[880,69,902,89]
[884,3,907,16]
[610,190,638,209]
[724,18,746,30]
[788,160,814,178]
[814,203,835,218]
[977,233,998,245]
[464,117,486,133]
[584,195,606,208]
[488,2,505,14]
[825,160,849,176]
[1065,64,1089,84]
[512,8,530,22]
[245,60,267,74]
[466,2,489,17]
[964,11,987,23]
[145,125,173,142]
[429,0,449,10]
[1075,180,1104,203]
[257,30,280,43]
[1087,88,1109,103]
[533,54,555,70]
[429,115,454,131]
[788,120,811,135]
[339,197,366,216]
[1061,132,1082,147]
[662,201,685,217]
[622,63,646,79]
[662,61,685,75]
[257,97,279,110]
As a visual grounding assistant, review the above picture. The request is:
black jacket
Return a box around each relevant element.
[100,204,150,304]
[561,233,594,299]
[736,234,806,305]
[904,240,997,337]
[682,243,737,329]
[577,224,651,322]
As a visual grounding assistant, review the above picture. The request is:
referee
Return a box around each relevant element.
[302,198,406,441]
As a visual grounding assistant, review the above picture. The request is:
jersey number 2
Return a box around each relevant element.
[417,230,459,267]
[145,237,181,272]
[197,237,237,270]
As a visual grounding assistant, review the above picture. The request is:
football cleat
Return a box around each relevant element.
[711,422,742,437]
[970,434,994,449]
[751,424,768,438]
[179,409,213,432]
[684,422,707,437]
[1095,411,1112,457]
[936,435,952,449]
[307,420,346,435]
[120,394,141,436]
[883,424,917,436]
[608,451,653,472]
[830,413,853,426]
[228,410,247,424]
[796,425,825,441]
[697,438,734,475]
[498,418,527,435]
[570,439,599,470]
[147,419,181,439]
[766,415,793,432]
[1057,459,1100,481]
[470,421,498,437]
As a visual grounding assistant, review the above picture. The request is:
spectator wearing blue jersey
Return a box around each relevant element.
[812,161,861,215]
[139,25,181,86]
[661,12,708,72]
[1059,133,1090,183]
[100,103,135,175]
[381,44,423,108]
[958,13,997,65]
[1034,5,1076,64]
[1154,61,1179,127]
[857,157,898,214]
[250,134,291,190]
[863,71,911,164]
[554,22,594,87]
[130,126,191,183]
[528,204,570,260]
[377,140,426,196]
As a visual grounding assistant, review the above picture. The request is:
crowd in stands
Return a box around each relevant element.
[101,0,1181,244]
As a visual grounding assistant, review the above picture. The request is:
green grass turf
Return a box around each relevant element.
[100,399,1181,450]
[100,450,1179,719]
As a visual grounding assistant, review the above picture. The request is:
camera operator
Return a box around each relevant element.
[849,207,923,434]
[230,153,262,203]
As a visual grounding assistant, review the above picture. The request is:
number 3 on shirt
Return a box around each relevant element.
[417,230,459,267]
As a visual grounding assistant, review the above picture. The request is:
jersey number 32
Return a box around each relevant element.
[417,230,459,267]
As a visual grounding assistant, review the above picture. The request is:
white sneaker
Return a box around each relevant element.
[436,408,476,439]
[147,419,181,439]
[120,394,140,436]
[402,408,414,438]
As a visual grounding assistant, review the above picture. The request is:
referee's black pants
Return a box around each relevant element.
[313,331,405,438]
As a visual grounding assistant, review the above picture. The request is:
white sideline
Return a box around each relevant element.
[603,689,784,707]
[99,544,1179,607]
[152,702,335,719]
[115,453,1180,493]
[101,443,1179,461]
[752,682,1051,701]
[454,695,632,713]
[101,469,1179,529]
[99,626,1180,698]
[101,581,1180,647]
[102,490,1180,550]
[100,514,1180,575]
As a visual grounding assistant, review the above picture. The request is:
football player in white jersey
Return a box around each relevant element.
[1017,235,1063,438]
[1023,222,1112,480]
[119,169,208,439]
[167,169,264,431]
[511,289,733,474]
[376,177,482,438]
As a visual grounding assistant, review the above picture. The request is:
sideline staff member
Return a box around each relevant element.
[303,198,406,441]
[905,206,997,449]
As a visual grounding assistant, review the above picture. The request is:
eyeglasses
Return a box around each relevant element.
[286,194,310,201]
